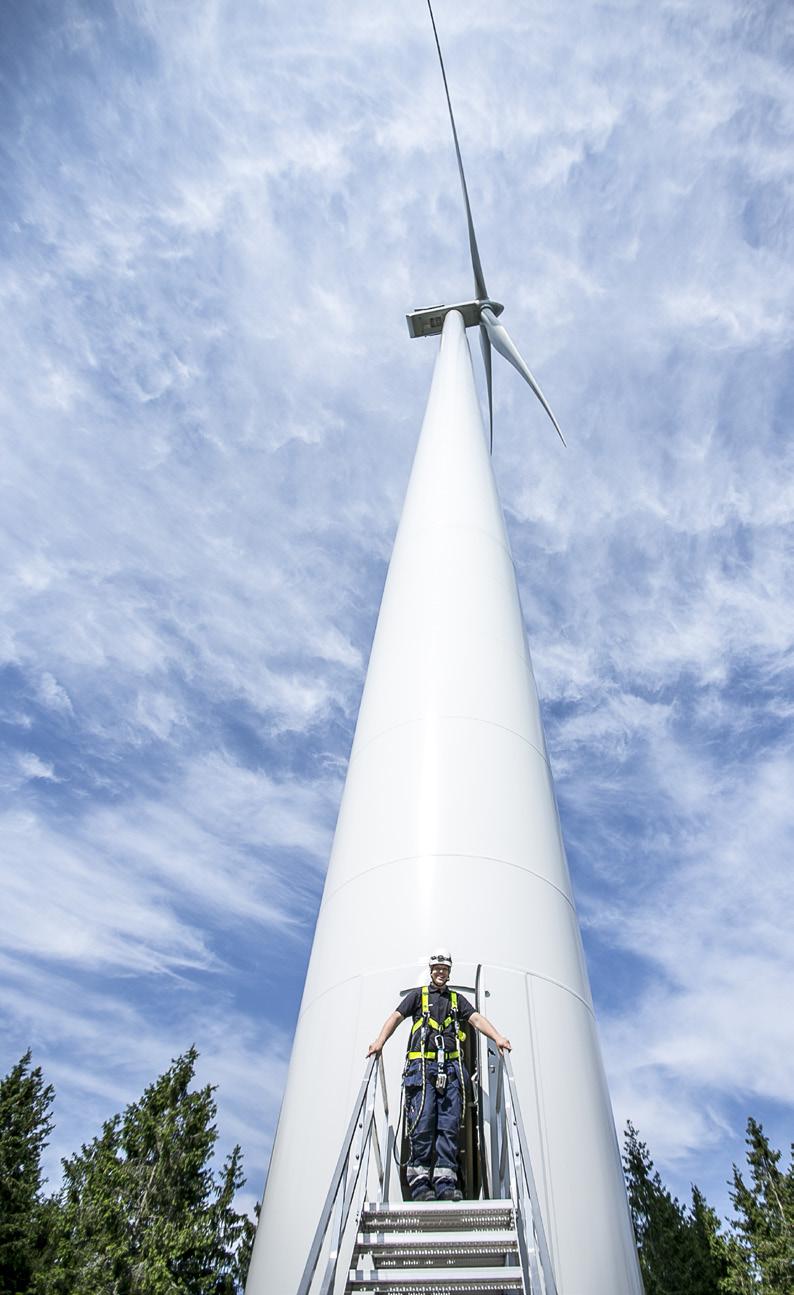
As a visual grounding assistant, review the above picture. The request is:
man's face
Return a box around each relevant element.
[430,962,450,988]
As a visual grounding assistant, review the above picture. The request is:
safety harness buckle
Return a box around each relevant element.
[434,1032,447,1090]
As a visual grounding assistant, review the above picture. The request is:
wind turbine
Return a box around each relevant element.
[407,0,566,453]
[245,8,642,1293]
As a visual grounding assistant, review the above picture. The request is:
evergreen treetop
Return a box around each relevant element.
[38,1047,254,1295]
[0,1050,55,1295]
[729,1118,794,1294]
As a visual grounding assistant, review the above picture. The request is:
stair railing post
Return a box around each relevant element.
[318,1184,346,1295]
[375,1051,393,1202]
[341,1083,374,1228]
[504,1054,559,1295]
[499,1070,533,1294]
[368,1120,383,1197]
[365,1064,382,1197]
[362,1061,378,1207]
[488,1046,505,1197]
[513,1198,539,1295]
[296,1058,377,1295]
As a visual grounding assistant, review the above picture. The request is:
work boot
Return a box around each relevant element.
[409,1176,434,1202]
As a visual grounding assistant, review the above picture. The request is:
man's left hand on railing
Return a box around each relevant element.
[470,1011,511,1054]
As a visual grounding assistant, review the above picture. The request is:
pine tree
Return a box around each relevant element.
[623,1121,725,1295]
[689,1184,743,1293]
[39,1048,255,1295]
[0,1050,56,1295]
[623,1120,692,1293]
[729,1119,794,1294]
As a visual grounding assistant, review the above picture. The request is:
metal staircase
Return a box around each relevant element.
[296,1044,558,1295]
[347,1198,522,1292]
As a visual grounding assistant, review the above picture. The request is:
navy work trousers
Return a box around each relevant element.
[404,1059,462,1200]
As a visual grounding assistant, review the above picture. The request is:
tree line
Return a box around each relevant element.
[623,1120,794,1293]
[2,1047,792,1293]
[0,1049,254,1294]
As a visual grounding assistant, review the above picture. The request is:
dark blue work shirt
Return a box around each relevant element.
[397,986,475,1053]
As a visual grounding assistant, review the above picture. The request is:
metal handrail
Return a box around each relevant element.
[296,1053,393,1295]
[487,1046,559,1295]
[297,1034,557,1295]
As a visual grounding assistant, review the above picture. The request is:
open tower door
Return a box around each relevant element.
[395,972,484,1203]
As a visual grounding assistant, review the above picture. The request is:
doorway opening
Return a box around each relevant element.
[397,982,485,1200]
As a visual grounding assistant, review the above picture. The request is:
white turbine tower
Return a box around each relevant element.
[247,7,642,1292]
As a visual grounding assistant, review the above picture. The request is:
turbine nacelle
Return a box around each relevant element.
[406,299,504,339]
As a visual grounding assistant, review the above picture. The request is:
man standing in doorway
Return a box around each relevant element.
[367,949,511,1201]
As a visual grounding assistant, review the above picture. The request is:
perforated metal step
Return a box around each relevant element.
[347,1268,523,1292]
[348,1200,525,1294]
[355,1229,518,1268]
[360,1200,515,1233]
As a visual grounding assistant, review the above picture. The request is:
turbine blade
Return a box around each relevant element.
[480,323,493,453]
[427,0,488,302]
[480,307,566,446]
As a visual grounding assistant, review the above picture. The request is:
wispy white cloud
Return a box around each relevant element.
[17,752,60,782]
[1,749,336,976]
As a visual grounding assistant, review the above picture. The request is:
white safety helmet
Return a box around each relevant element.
[429,948,452,968]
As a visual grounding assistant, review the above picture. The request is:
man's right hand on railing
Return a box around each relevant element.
[366,1009,404,1057]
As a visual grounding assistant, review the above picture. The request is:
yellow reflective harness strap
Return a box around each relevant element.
[406,986,466,1059]
[410,985,460,1034]
[450,989,466,1042]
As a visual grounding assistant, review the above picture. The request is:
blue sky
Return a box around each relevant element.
[1,0,792,1224]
